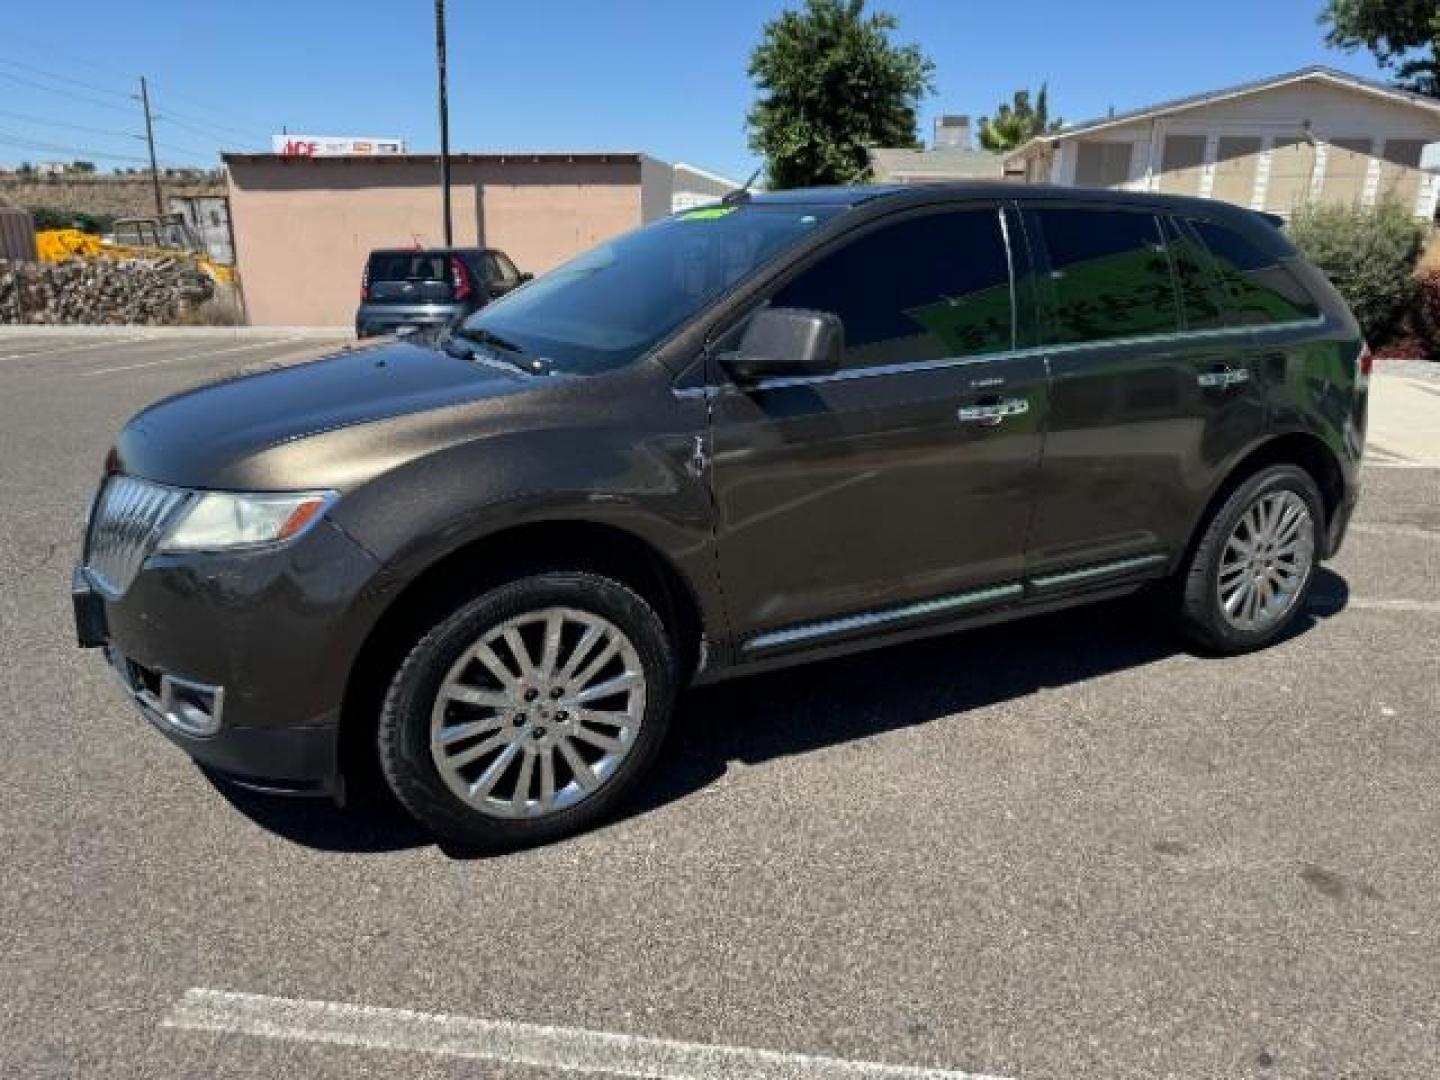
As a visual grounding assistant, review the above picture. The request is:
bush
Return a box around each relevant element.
[1289,198,1427,344]
[28,207,115,235]
[1414,269,1440,361]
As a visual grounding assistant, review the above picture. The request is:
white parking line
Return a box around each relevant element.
[1349,523,1438,541]
[79,337,304,376]
[163,989,1013,1080]
[0,336,150,361]
[1314,596,1440,615]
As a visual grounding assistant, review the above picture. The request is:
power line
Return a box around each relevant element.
[151,102,268,143]
[0,35,136,82]
[0,107,143,142]
[0,55,132,100]
[155,113,262,150]
[0,68,136,115]
[0,108,218,165]
[0,129,153,164]
[0,54,269,146]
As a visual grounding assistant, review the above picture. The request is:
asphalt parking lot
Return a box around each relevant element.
[1,330,1436,1080]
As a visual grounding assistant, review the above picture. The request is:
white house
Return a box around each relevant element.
[1005,67,1440,218]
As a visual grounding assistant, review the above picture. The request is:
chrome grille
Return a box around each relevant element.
[83,477,188,597]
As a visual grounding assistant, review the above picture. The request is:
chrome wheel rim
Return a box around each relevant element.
[430,606,646,820]
[1217,490,1314,633]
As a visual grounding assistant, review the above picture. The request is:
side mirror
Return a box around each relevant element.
[723,307,843,384]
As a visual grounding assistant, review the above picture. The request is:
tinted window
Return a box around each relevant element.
[1034,209,1179,345]
[463,204,841,373]
[1163,218,1228,330]
[488,251,518,284]
[770,210,1013,369]
[368,253,448,283]
[1189,220,1319,325]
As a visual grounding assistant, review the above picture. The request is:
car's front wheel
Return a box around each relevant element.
[377,571,676,850]
[1176,464,1324,654]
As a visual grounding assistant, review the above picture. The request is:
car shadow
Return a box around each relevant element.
[207,569,1350,856]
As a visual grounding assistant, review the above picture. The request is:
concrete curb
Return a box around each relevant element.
[0,325,352,339]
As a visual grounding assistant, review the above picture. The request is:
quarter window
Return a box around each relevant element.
[1033,209,1180,345]
[1188,220,1319,325]
[489,251,519,284]
[770,210,1014,370]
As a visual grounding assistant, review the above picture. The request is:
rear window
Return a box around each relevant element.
[1033,208,1179,345]
[367,253,450,283]
[1187,220,1319,325]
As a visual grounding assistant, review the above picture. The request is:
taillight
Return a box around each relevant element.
[1358,342,1373,387]
[450,255,471,301]
[360,262,371,302]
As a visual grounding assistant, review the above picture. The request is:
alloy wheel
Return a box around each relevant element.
[429,606,646,819]
[1216,490,1314,633]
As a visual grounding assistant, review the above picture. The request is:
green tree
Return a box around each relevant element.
[1321,0,1440,96]
[69,160,97,174]
[747,0,934,189]
[977,84,1062,152]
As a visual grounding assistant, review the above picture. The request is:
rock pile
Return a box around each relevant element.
[0,256,215,325]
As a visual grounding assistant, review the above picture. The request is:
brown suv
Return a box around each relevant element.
[74,184,1368,849]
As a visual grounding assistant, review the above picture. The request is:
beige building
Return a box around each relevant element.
[224,151,688,326]
[869,115,1007,183]
[1005,67,1440,219]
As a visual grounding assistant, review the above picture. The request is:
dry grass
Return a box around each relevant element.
[1420,230,1440,273]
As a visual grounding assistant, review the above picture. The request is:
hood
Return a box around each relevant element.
[114,339,533,490]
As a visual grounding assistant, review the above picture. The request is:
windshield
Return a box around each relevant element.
[459,203,842,373]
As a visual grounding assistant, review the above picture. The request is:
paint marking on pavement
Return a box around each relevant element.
[1313,596,1440,615]
[162,989,1013,1080]
[1364,454,1440,470]
[80,337,304,376]
[0,336,151,362]
[1349,523,1439,541]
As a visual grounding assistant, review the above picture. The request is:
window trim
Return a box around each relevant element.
[1161,215,1235,332]
[702,201,1024,384]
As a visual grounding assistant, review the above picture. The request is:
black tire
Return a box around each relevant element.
[1176,464,1324,654]
[377,571,676,850]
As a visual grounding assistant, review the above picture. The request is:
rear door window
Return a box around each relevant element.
[1162,217,1229,331]
[1187,220,1320,325]
[769,208,1014,370]
[1031,208,1179,345]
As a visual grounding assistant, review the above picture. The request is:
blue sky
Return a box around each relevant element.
[0,0,1391,180]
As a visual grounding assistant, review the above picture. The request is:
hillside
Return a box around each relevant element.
[0,173,226,221]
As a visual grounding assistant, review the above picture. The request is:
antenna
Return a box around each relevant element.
[721,166,764,206]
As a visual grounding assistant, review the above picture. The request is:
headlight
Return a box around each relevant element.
[157,490,336,552]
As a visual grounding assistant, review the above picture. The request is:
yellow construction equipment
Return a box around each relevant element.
[35,217,235,285]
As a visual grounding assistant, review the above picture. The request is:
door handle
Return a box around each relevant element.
[957,397,1030,426]
[1196,366,1250,389]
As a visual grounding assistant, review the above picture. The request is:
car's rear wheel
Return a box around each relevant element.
[1176,464,1323,654]
[377,572,676,849]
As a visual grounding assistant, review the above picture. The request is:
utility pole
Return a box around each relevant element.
[139,76,163,216]
[435,0,453,246]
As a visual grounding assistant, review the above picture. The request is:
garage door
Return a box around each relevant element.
[1158,135,1207,196]
[1266,137,1317,214]
[1210,137,1262,207]
[1074,141,1135,188]
[1322,137,1373,205]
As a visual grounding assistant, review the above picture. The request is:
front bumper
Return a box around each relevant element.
[74,519,386,797]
